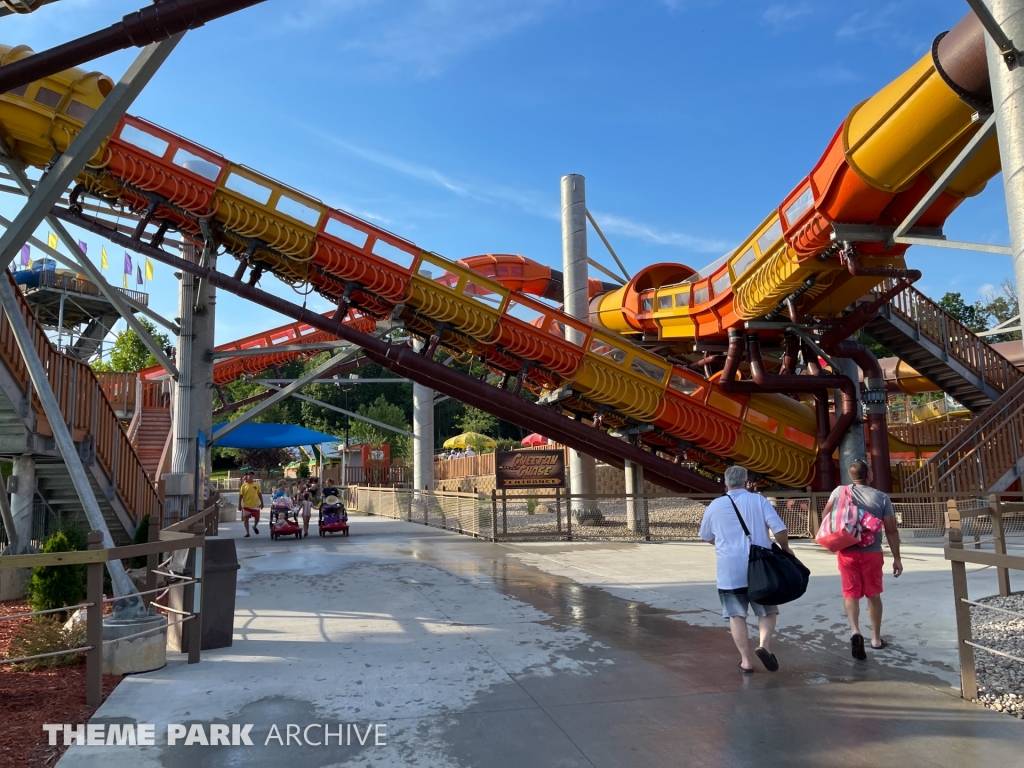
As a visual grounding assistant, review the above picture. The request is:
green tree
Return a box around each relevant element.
[92,318,171,372]
[235,448,291,471]
[938,292,987,332]
[456,406,498,436]
[350,394,412,461]
[977,278,1021,343]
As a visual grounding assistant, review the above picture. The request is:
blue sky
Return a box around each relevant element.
[0,0,1013,347]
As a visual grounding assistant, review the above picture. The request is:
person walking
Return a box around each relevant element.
[238,471,263,538]
[822,459,903,660]
[699,465,792,673]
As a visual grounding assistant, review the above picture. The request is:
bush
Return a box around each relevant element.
[8,616,87,670]
[27,530,86,619]
[526,497,537,515]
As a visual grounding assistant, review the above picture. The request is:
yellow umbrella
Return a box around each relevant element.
[443,432,496,451]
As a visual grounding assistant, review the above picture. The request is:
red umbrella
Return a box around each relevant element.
[521,433,549,447]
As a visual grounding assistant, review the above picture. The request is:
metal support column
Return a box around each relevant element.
[188,238,216,510]
[624,460,646,535]
[561,174,598,522]
[986,0,1024,353]
[9,455,34,553]
[166,241,198,523]
[412,337,434,517]
[836,357,867,484]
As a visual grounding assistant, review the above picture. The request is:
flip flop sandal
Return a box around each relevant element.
[871,639,889,650]
[851,633,867,661]
[755,647,779,672]
[738,663,754,674]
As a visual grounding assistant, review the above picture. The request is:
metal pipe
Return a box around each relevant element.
[720,330,857,489]
[58,208,721,493]
[833,340,892,492]
[782,334,800,375]
[0,0,265,94]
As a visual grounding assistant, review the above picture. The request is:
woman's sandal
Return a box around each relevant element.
[738,663,754,675]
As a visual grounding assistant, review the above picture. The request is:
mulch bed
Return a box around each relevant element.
[0,599,122,768]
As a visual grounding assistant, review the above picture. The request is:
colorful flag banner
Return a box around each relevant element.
[137,265,143,286]
[47,232,57,250]
[123,273,128,289]
[20,244,29,267]
[123,252,132,275]
[145,258,154,281]
[100,246,108,269]
[78,240,87,255]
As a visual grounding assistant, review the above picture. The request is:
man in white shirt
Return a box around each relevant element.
[465,446,476,457]
[699,465,792,674]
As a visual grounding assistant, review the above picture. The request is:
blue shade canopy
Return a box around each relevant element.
[212,423,339,449]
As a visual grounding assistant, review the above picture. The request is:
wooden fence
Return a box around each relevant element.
[944,497,1024,700]
[0,502,218,706]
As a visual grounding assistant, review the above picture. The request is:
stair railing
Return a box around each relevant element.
[903,376,1024,493]
[879,279,1022,395]
[0,275,160,526]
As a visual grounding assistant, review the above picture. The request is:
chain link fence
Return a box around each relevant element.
[351,487,1024,544]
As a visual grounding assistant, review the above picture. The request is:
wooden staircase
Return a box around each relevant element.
[902,376,1024,494]
[865,280,1023,413]
[0,274,161,543]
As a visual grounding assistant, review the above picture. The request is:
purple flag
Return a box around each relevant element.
[78,240,87,255]
[137,265,143,286]
[20,244,29,266]
[124,252,132,275]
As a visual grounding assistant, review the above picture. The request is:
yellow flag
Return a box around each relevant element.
[123,273,128,289]
[145,258,154,281]
[101,246,108,269]
[47,232,57,250]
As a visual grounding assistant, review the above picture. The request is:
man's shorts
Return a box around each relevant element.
[242,507,261,522]
[718,588,779,619]
[837,548,884,599]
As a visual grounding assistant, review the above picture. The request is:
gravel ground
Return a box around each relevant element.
[970,593,1024,719]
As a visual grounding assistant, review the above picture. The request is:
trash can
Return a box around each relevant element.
[166,538,240,653]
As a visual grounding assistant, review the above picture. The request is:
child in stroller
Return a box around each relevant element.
[270,507,302,540]
[270,481,293,524]
[318,494,349,537]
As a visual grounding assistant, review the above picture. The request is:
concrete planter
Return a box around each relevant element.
[102,613,167,675]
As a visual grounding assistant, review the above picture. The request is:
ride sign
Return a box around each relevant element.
[495,450,565,489]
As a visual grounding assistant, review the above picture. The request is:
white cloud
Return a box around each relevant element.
[978,283,996,297]
[274,0,561,78]
[762,2,813,29]
[589,212,731,254]
[814,64,862,84]
[303,126,728,255]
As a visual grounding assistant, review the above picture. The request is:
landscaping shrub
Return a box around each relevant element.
[8,617,87,670]
[26,530,86,619]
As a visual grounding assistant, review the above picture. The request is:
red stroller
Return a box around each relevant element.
[271,509,302,540]
[318,497,349,537]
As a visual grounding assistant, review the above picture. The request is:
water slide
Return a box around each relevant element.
[0,9,999,490]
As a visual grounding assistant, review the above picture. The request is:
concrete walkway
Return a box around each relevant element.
[59,516,1024,767]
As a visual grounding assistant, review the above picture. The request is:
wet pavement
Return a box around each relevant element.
[58,517,1024,767]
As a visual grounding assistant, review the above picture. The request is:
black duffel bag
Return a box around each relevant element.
[726,495,810,605]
